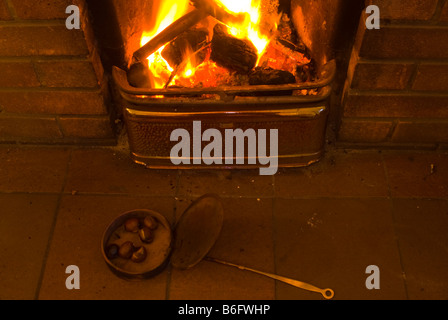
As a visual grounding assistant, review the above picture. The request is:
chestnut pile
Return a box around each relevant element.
[106,216,159,264]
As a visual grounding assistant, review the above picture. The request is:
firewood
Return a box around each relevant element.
[161,28,209,68]
[164,42,212,88]
[210,23,258,74]
[248,67,296,86]
[127,61,154,88]
[132,0,245,65]
[191,0,247,25]
[132,9,207,64]
[233,66,296,96]
[258,38,310,77]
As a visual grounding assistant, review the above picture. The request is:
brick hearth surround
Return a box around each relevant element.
[1,0,447,148]
[339,0,448,148]
[0,0,115,145]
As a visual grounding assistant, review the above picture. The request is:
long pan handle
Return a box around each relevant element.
[206,257,335,300]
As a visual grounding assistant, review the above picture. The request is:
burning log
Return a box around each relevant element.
[128,9,209,89]
[161,28,209,68]
[249,67,296,86]
[246,66,296,96]
[132,0,246,65]
[128,0,247,88]
[127,61,154,88]
[132,9,208,65]
[210,23,258,74]
[258,39,312,79]
[191,0,247,26]
[164,41,212,88]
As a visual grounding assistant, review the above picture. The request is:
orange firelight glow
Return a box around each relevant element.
[216,0,271,57]
[140,1,191,88]
[139,1,280,89]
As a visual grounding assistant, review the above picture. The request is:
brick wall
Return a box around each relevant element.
[339,0,448,148]
[0,0,115,145]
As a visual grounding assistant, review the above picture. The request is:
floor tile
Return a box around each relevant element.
[384,153,448,198]
[169,198,275,300]
[0,147,70,193]
[64,148,178,196]
[169,260,275,300]
[38,195,176,300]
[1,144,447,301]
[274,150,388,198]
[274,198,406,300]
[393,199,448,300]
[208,198,275,269]
[176,169,274,199]
[0,194,59,299]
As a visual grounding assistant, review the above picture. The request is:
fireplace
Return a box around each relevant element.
[84,0,363,170]
[2,0,446,151]
[113,60,335,170]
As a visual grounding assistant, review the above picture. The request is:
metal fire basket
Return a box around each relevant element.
[112,59,336,170]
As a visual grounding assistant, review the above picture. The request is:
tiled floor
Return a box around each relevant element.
[0,141,447,300]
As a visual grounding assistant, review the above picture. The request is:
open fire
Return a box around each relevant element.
[112,0,336,170]
[129,0,315,93]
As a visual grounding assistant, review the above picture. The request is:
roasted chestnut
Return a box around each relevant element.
[118,241,134,259]
[143,216,158,230]
[124,218,140,233]
[131,246,147,263]
[139,227,154,243]
[105,244,119,260]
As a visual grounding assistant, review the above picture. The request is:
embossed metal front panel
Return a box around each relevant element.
[112,60,336,169]
[124,105,329,169]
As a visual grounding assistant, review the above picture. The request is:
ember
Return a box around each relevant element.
[128,0,315,92]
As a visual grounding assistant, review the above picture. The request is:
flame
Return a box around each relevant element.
[139,1,279,89]
[182,56,195,78]
[216,0,271,58]
[140,1,190,88]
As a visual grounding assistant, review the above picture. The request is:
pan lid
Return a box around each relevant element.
[171,194,224,270]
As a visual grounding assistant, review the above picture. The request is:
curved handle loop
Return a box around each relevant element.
[321,288,335,300]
